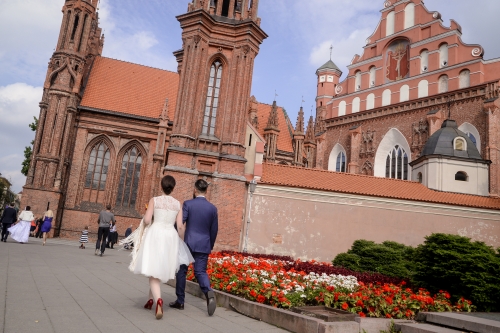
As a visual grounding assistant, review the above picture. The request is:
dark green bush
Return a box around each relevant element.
[332,240,415,279]
[413,233,500,312]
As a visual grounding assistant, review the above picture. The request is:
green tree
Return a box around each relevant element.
[21,117,38,176]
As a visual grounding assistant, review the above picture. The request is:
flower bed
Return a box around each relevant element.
[186,252,474,319]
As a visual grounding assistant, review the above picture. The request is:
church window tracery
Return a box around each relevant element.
[336,152,346,172]
[116,146,142,208]
[385,145,408,180]
[203,60,223,136]
[85,142,110,190]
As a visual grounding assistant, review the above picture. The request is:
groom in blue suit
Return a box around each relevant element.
[170,179,218,316]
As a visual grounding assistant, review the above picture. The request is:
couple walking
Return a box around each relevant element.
[126,176,218,320]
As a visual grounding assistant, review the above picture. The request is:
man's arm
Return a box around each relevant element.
[182,201,189,224]
[210,207,218,250]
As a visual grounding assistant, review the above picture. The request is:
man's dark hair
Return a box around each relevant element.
[161,175,176,195]
[9,202,14,207]
[26,206,31,211]
[106,204,111,210]
[195,179,208,193]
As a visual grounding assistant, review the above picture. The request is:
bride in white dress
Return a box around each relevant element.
[128,175,193,320]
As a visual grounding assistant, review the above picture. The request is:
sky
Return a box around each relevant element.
[1,0,500,193]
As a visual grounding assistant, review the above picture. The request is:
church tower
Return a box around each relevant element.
[22,0,103,231]
[166,0,267,250]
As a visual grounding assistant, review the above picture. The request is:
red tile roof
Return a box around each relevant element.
[80,57,178,120]
[260,163,500,210]
[255,102,294,153]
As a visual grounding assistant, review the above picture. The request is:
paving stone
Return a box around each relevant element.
[0,237,290,333]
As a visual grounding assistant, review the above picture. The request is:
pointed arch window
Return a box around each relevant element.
[336,152,346,172]
[203,60,223,136]
[385,145,408,180]
[85,142,110,190]
[116,146,142,208]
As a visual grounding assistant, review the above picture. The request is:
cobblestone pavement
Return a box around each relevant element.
[0,237,289,333]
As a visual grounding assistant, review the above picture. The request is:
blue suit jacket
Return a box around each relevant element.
[183,197,218,254]
[0,207,17,224]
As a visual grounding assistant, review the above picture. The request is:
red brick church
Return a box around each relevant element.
[22,0,500,258]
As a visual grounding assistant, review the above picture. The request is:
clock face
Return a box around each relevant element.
[319,75,326,83]
[327,75,334,82]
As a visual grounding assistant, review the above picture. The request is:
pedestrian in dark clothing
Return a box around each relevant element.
[95,205,115,257]
[1,203,18,242]
[124,225,133,249]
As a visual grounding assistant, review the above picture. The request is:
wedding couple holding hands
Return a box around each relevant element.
[125,176,218,320]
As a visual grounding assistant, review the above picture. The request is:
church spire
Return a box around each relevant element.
[188,0,261,23]
[304,116,317,168]
[263,101,280,161]
[293,107,305,166]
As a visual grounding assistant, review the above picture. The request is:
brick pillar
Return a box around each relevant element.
[348,126,362,174]
[485,97,500,196]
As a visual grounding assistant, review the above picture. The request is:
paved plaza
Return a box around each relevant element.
[0,237,289,333]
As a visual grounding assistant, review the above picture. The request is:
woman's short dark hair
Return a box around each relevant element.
[161,175,176,195]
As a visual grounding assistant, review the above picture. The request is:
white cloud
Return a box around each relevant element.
[0,83,41,193]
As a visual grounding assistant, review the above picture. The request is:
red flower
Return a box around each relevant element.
[250,290,257,298]
[358,312,366,317]
[444,292,450,299]
[342,302,349,310]
[257,295,266,303]
[356,300,364,307]
[386,314,392,318]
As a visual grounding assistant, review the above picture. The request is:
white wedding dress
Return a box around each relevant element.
[133,195,194,283]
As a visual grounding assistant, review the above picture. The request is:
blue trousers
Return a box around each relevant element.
[175,252,212,304]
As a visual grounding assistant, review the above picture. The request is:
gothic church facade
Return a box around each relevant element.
[22,0,500,258]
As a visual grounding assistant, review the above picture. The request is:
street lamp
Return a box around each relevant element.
[243,179,257,253]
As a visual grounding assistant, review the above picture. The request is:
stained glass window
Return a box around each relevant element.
[116,147,142,208]
[85,142,110,191]
[385,145,409,180]
[203,61,223,136]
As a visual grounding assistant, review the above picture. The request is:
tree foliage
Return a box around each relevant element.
[413,233,500,312]
[21,116,38,176]
[332,240,415,279]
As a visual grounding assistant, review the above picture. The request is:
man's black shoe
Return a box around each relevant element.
[169,301,184,310]
[205,291,216,316]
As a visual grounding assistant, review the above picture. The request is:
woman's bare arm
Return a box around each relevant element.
[143,198,155,225]
[176,210,185,240]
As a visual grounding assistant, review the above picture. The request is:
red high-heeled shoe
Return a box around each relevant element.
[144,299,153,310]
[155,298,163,319]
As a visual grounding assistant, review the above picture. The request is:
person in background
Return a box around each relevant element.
[107,221,117,249]
[0,202,17,242]
[35,217,44,238]
[8,206,34,244]
[124,225,133,250]
[40,210,54,246]
[96,205,115,256]
[79,226,89,249]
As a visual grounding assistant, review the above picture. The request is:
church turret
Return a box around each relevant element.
[304,116,317,168]
[293,107,305,166]
[22,0,103,233]
[263,101,280,161]
[316,55,342,135]
[166,0,267,251]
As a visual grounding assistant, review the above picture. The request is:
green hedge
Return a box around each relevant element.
[413,233,500,312]
[332,234,500,312]
[332,240,415,279]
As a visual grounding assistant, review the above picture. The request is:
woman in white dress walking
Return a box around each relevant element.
[9,206,34,244]
[126,175,193,320]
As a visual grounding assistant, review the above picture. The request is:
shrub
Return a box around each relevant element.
[332,240,415,279]
[413,233,500,312]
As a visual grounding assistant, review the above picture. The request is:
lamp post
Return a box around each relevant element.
[243,179,257,253]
